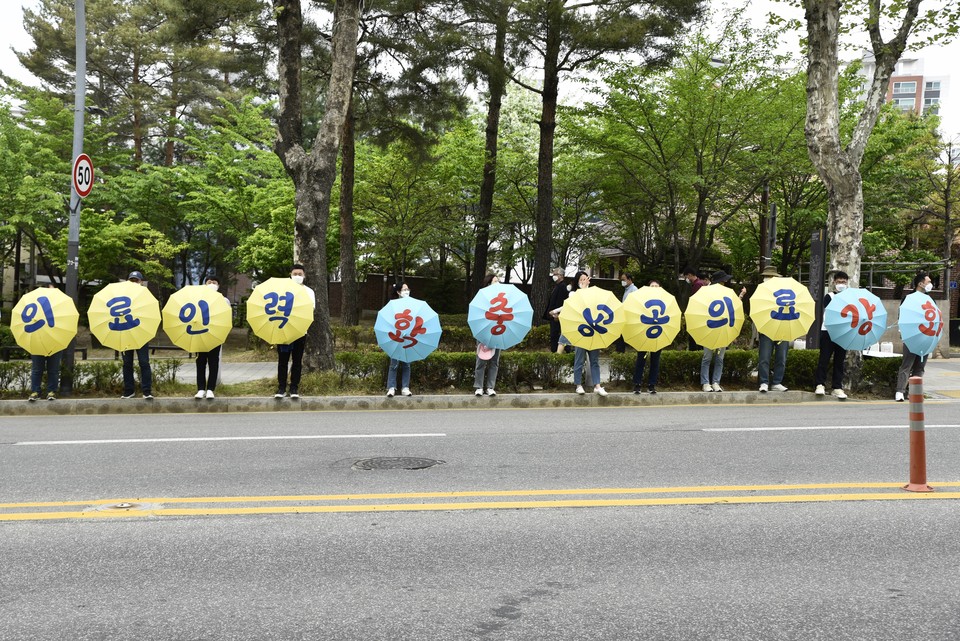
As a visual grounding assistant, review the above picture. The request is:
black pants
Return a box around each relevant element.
[549,319,562,353]
[196,345,222,392]
[277,335,306,392]
[815,331,846,389]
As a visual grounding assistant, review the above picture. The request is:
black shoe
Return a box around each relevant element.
[289,389,299,399]
[633,384,642,395]
[274,389,285,399]
[142,393,154,400]
[648,388,657,395]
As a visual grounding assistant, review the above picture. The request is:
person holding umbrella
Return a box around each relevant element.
[194,275,231,399]
[386,282,414,397]
[474,273,502,396]
[120,271,154,400]
[814,271,849,399]
[756,266,790,393]
[570,270,608,397]
[26,284,65,401]
[275,264,316,399]
[633,279,665,394]
[699,270,746,392]
[895,272,933,402]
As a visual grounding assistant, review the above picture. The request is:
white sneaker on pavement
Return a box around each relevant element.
[386,387,396,398]
[205,390,215,399]
[895,391,904,402]
[401,387,412,396]
[576,385,586,395]
[771,384,788,392]
[486,389,496,396]
[815,384,826,395]
[595,386,608,397]
[759,383,768,392]
[194,390,205,399]
[831,388,847,400]
[475,388,483,396]
[712,382,723,392]
[702,384,712,392]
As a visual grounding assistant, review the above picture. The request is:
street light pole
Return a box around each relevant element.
[63,0,86,395]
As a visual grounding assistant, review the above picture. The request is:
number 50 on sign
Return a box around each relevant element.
[73,153,94,198]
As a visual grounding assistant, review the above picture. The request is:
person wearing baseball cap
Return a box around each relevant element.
[120,269,153,399]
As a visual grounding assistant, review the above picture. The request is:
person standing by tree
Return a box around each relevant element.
[757,266,790,393]
[275,264,316,399]
[895,272,933,402]
[614,272,637,354]
[545,267,570,353]
[194,275,231,400]
[814,271,849,399]
[120,271,153,400]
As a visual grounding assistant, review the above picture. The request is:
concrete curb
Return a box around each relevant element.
[0,390,835,416]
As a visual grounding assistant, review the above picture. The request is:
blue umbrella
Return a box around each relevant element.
[467,283,533,350]
[823,287,887,351]
[374,297,443,363]
[898,291,944,357]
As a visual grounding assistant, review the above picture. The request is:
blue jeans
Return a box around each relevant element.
[634,350,661,389]
[31,351,63,394]
[758,335,788,385]
[700,347,725,385]
[573,348,600,386]
[122,345,152,395]
[387,358,410,389]
[474,350,501,389]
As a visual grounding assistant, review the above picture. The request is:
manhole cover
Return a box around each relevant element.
[353,457,445,471]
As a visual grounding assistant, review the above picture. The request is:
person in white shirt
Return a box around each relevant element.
[275,263,316,399]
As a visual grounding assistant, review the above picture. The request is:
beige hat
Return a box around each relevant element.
[551,267,565,277]
[760,265,781,278]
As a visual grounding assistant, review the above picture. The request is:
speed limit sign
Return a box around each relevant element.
[73,153,94,198]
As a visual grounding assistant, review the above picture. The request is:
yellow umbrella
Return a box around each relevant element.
[88,281,161,351]
[622,286,682,352]
[685,284,745,349]
[558,287,624,350]
[749,276,815,341]
[11,287,79,356]
[162,285,233,353]
[246,277,314,345]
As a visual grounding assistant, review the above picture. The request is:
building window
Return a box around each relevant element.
[924,97,940,114]
[893,81,917,94]
[925,81,941,91]
[893,97,916,110]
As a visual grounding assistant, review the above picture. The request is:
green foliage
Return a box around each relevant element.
[608,349,758,389]
[1,357,182,396]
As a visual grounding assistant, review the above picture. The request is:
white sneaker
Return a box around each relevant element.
[815,384,826,395]
[831,388,847,400]
[486,389,496,396]
[771,384,788,392]
[702,384,712,392]
[712,382,723,393]
[194,390,205,399]
[759,383,768,392]
[895,391,904,402]
[595,386,608,397]
[401,387,412,396]
[205,390,215,399]
[576,385,586,395]
[386,387,396,398]
[475,388,483,396]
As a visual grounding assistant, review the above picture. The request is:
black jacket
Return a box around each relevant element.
[544,281,570,320]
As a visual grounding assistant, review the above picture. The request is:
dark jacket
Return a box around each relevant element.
[544,281,570,320]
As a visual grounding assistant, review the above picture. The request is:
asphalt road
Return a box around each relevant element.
[2,402,959,640]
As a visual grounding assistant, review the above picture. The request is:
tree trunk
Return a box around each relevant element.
[339,94,359,325]
[531,1,561,324]
[470,15,507,296]
[274,0,361,371]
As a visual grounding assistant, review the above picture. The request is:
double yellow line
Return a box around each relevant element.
[3,482,960,522]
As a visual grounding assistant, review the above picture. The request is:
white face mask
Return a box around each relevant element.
[207,283,219,292]
[291,275,304,285]
[924,282,933,293]
[834,283,847,292]
[399,290,410,298]
[554,275,562,282]
[620,280,627,288]
[566,284,572,292]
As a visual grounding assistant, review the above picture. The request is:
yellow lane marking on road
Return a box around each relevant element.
[3,492,960,521]
[6,482,960,509]
[3,483,960,521]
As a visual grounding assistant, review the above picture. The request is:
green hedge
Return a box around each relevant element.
[0,358,183,397]
[331,322,552,352]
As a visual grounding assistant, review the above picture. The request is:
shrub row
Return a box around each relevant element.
[0,358,183,397]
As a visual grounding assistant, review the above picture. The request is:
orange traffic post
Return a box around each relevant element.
[903,375,934,493]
